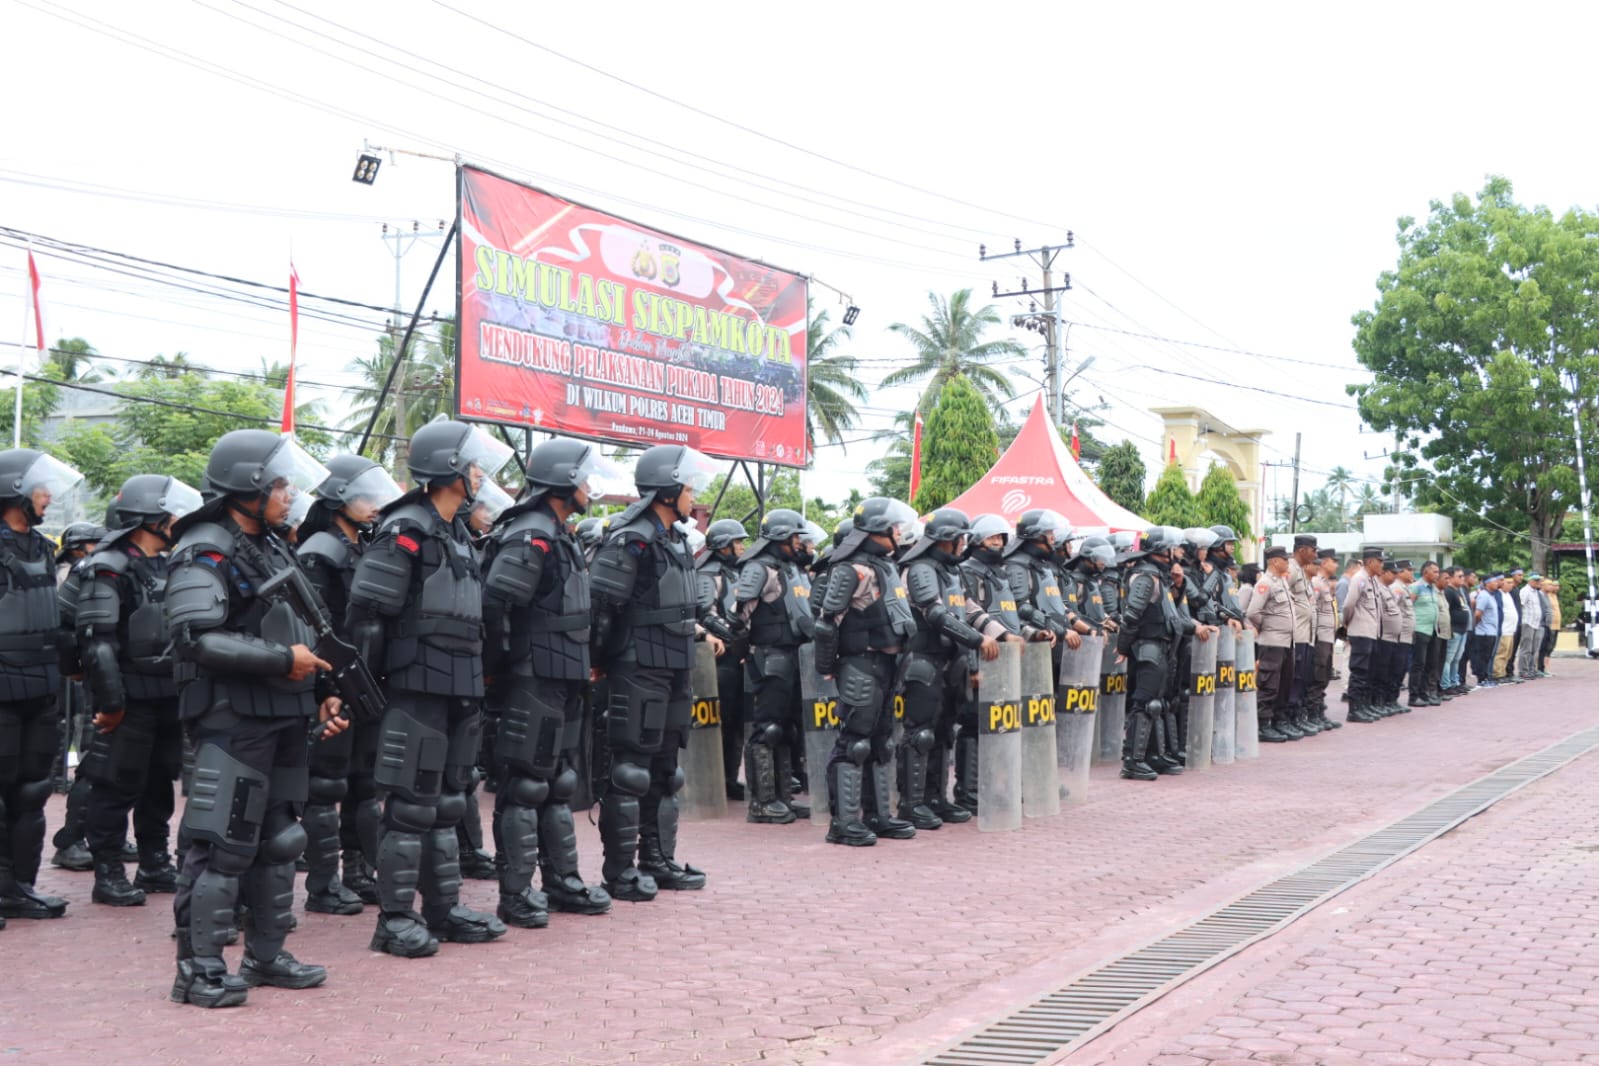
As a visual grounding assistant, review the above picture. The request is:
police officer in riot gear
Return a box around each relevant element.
[733,509,815,825]
[50,522,107,874]
[296,455,403,915]
[695,519,749,800]
[348,420,512,957]
[1116,527,1202,781]
[0,448,84,925]
[1006,510,1088,652]
[899,508,1012,831]
[814,498,921,847]
[76,474,202,907]
[1066,537,1118,632]
[165,430,342,1006]
[590,444,720,899]
[483,437,623,928]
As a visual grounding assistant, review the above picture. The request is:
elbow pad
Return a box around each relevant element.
[813,618,839,675]
[83,640,126,712]
[349,540,414,614]
[191,630,294,677]
[484,543,544,607]
[350,610,387,670]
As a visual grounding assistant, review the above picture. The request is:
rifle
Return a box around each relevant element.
[255,565,387,731]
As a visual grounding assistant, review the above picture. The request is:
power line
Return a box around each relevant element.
[1068,319,1363,371]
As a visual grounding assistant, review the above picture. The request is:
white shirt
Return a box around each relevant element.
[1519,584,1544,627]
[1500,588,1520,635]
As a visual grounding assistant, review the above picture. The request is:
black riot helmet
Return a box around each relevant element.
[1208,524,1238,561]
[56,521,106,563]
[522,437,628,514]
[193,429,327,526]
[834,497,921,560]
[0,448,84,527]
[705,519,748,552]
[1142,524,1184,562]
[630,444,718,522]
[108,474,202,545]
[1075,535,1116,572]
[1182,526,1218,559]
[900,507,970,564]
[1004,508,1070,558]
[302,454,402,539]
[832,517,853,547]
[406,420,512,504]
[755,507,806,550]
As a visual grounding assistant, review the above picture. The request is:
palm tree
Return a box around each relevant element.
[1352,483,1389,520]
[345,319,455,474]
[1324,465,1357,529]
[258,357,327,432]
[42,338,113,384]
[805,303,867,454]
[138,352,199,380]
[884,289,1023,415]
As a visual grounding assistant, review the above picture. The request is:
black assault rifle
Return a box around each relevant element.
[256,565,386,734]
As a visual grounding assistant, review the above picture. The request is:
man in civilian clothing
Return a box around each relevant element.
[1335,560,1360,620]
[1540,581,1560,675]
[1340,547,1386,723]
[1494,573,1519,682]
[1515,573,1547,680]
[1406,562,1443,707]
[1470,575,1502,688]
[1441,568,1472,695]
[1507,569,1526,668]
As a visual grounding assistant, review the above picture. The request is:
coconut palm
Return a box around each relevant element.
[345,319,456,474]
[1324,465,1357,529]
[884,289,1023,415]
[806,304,867,454]
[42,338,113,384]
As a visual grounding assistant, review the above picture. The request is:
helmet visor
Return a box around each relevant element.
[341,465,405,509]
[284,492,314,529]
[21,454,84,517]
[799,519,828,547]
[969,513,1011,543]
[1183,527,1218,550]
[261,438,331,501]
[576,450,633,500]
[678,520,707,556]
[883,499,923,545]
[671,447,721,494]
[159,479,204,521]
[459,425,515,480]
[473,480,515,525]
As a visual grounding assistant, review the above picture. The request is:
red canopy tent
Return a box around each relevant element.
[943,396,1148,533]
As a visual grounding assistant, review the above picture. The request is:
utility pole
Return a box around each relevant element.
[1288,432,1303,535]
[982,236,1074,418]
[380,220,447,472]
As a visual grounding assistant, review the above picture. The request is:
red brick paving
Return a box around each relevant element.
[1069,684,1599,1066]
[2,661,1596,1065]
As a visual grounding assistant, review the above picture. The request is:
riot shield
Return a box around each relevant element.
[1185,630,1217,771]
[1019,641,1059,818]
[1235,629,1259,760]
[977,639,1023,832]
[682,641,728,821]
[1212,625,1236,766]
[798,643,838,826]
[1094,638,1126,766]
[1056,633,1103,806]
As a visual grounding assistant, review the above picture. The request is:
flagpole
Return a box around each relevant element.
[15,256,27,448]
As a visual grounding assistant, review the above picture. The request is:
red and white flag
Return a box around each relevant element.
[1070,420,1081,461]
[1168,436,1178,465]
[282,262,299,434]
[908,410,924,502]
[26,247,45,353]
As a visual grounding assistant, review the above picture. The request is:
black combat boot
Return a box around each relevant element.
[862,760,915,840]
[926,745,972,822]
[1119,709,1157,781]
[824,762,876,847]
[92,859,147,907]
[134,848,179,894]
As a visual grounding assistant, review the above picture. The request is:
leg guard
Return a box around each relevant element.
[494,775,547,895]
[374,796,434,915]
[301,775,346,894]
[599,757,651,890]
[953,735,980,812]
[640,760,705,890]
[773,741,808,819]
[824,751,874,847]
[866,758,915,839]
[743,722,789,822]
[190,846,252,959]
[537,767,611,915]
[242,856,296,962]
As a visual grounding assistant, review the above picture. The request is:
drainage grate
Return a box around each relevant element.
[922,726,1599,1066]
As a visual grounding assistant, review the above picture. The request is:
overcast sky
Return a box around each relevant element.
[5,0,1596,515]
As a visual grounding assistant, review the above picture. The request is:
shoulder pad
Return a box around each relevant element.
[171,521,233,560]
[298,531,352,569]
[377,503,436,537]
[83,545,131,576]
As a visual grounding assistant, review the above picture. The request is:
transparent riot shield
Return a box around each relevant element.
[1019,641,1059,818]
[1185,630,1217,772]
[1094,638,1126,766]
[977,639,1023,832]
[1056,633,1103,806]
[682,641,727,821]
[1212,625,1237,766]
[798,643,838,826]
[1235,629,1259,760]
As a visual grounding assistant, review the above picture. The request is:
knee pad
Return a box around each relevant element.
[259,820,308,864]
[506,775,549,808]
[207,845,254,877]
[547,766,578,803]
[609,761,650,798]
[308,775,348,805]
[907,728,935,754]
[435,791,467,826]
[751,721,784,746]
[385,796,437,834]
[1146,698,1165,717]
[845,738,872,767]
[14,776,53,812]
[873,735,897,764]
[663,767,685,797]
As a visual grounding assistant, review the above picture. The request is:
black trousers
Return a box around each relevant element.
[1467,633,1495,683]
[1408,633,1440,701]
[1346,635,1376,703]
[1376,640,1405,700]
[1286,642,1313,710]
[1255,644,1293,724]
[84,698,183,860]
[1309,641,1334,707]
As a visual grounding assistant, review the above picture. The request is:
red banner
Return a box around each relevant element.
[456,166,810,466]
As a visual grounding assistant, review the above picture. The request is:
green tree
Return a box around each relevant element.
[884,289,1023,415]
[1351,483,1391,523]
[1324,465,1357,529]
[1195,462,1252,540]
[1096,440,1147,515]
[911,377,999,512]
[1350,176,1599,573]
[805,304,867,452]
[1144,462,1203,528]
[703,467,804,524]
[44,338,113,384]
[346,320,457,476]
